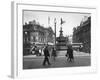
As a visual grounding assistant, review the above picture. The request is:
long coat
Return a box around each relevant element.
[67,48,73,59]
[44,48,50,58]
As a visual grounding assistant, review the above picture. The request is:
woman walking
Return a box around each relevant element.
[52,47,56,61]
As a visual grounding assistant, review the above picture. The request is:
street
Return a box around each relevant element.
[23,51,91,69]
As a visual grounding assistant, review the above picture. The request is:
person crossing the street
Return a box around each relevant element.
[43,46,51,66]
[66,45,74,62]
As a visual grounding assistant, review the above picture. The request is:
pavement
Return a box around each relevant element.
[24,50,90,58]
[23,51,91,69]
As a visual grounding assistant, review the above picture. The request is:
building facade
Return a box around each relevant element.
[23,20,55,55]
[73,17,91,53]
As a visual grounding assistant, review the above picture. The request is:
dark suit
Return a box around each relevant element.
[43,47,51,65]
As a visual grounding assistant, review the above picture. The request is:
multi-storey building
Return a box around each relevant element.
[23,20,54,55]
[73,17,91,53]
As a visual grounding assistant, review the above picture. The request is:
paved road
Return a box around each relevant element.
[23,51,91,69]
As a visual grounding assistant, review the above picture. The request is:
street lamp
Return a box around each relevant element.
[54,18,56,49]
[25,31,27,34]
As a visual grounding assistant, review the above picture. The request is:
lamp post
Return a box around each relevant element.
[54,18,56,49]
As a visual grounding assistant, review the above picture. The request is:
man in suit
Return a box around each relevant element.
[43,46,51,66]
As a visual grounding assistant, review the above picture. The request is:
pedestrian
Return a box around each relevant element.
[41,47,44,56]
[52,47,56,61]
[31,46,36,55]
[66,46,74,62]
[65,50,69,61]
[33,46,38,56]
[39,48,42,56]
[43,46,51,66]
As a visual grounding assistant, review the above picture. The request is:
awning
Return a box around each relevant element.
[47,42,54,45]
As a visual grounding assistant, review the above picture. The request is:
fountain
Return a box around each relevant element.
[56,27,67,51]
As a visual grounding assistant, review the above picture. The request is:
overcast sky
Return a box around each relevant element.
[23,10,90,37]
